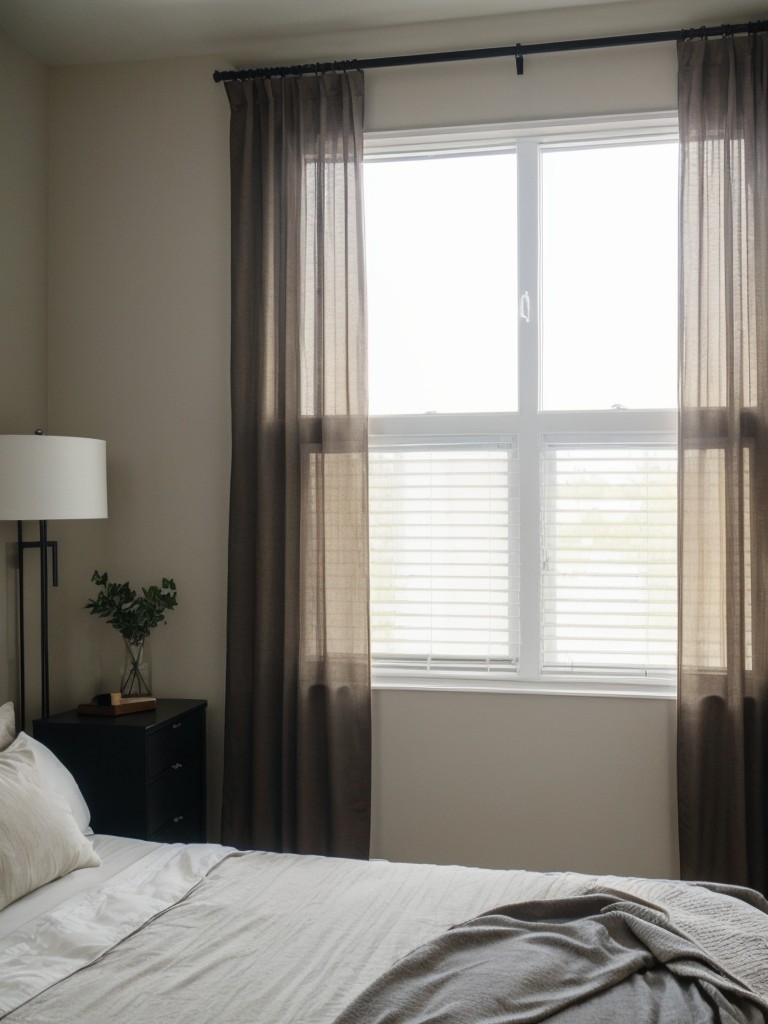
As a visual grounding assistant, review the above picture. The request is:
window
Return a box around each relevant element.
[365,118,679,696]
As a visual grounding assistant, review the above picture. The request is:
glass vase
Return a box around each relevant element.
[121,638,151,696]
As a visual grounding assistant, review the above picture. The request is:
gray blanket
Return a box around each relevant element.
[333,891,768,1023]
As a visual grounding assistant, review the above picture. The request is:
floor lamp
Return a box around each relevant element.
[0,434,108,727]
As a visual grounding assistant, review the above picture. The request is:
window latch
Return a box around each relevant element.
[519,291,531,323]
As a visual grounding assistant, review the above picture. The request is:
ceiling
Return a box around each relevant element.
[0,0,671,66]
[0,0,759,67]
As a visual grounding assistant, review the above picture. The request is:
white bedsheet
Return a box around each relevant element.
[0,836,231,1017]
[0,836,157,941]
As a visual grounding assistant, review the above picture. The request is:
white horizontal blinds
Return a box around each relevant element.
[369,440,519,673]
[541,437,677,676]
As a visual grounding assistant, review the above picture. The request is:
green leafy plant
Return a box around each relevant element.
[85,570,178,645]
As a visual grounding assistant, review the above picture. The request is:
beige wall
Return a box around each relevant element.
[11,0,764,874]
[372,689,678,876]
[46,56,232,831]
[0,33,48,712]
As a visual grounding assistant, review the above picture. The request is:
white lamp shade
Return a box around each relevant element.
[0,435,108,521]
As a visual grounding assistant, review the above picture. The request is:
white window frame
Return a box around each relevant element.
[366,113,679,699]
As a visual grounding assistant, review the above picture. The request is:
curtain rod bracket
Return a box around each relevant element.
[514,44,524,76]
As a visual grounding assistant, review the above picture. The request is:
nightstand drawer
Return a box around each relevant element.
[147,754,203,835]
[147,710,204,779]
[150,802,204,844]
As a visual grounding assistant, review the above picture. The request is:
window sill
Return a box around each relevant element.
[371,673,677,700]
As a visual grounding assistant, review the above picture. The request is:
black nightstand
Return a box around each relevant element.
[34,698,207,843]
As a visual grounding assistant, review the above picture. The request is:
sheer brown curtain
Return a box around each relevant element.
[221,71,371,859]
[677,32,768,892]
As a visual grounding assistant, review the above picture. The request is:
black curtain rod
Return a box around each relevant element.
[212,18,767,82]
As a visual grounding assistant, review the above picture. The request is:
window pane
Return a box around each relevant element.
[541,142,678,411]
[369,442,519,672]
[541,439,677,674]
[365,154,517,415]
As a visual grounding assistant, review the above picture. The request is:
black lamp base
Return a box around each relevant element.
[17,520,58,725]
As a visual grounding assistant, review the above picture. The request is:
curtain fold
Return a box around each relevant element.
[677,32,768,892]
[221,72,371,859]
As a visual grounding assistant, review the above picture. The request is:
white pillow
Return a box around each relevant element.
[0,748,100,911]
[8,732,92,835]
[0,702,15,751]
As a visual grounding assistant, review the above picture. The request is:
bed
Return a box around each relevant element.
[1,702,767,1023]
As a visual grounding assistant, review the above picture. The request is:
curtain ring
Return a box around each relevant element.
[514,44,524,76]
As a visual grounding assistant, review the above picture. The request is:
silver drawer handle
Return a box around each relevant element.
[171,762,183,770]
[173,815,184,824]
[172,722,182,729]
